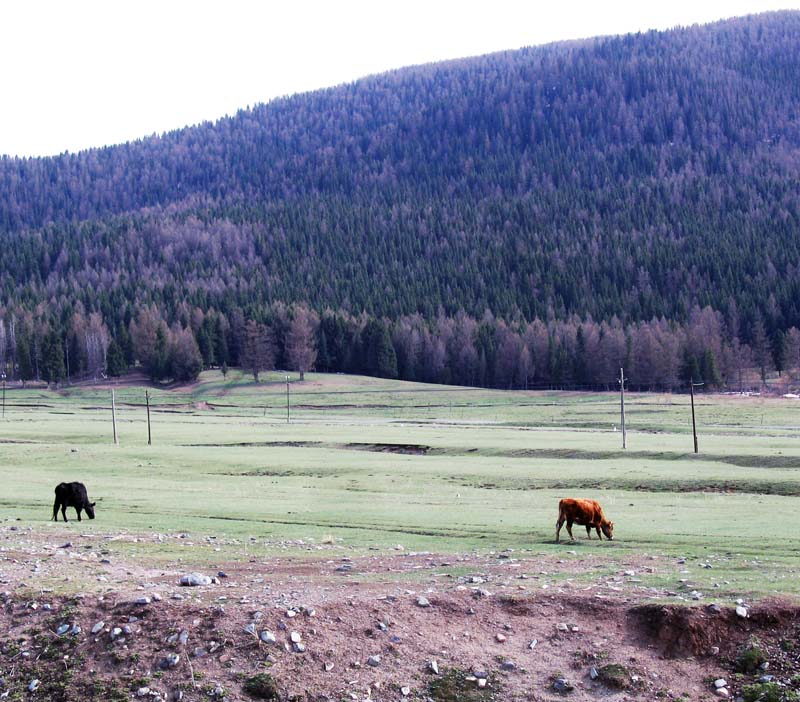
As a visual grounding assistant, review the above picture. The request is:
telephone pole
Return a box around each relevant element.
[111,389,118,445]
[619,367,627,449]
[145,390,152,446]
[286,375,290,424]
[689,380,703,453]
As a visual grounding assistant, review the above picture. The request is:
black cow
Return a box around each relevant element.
[52,482,96,522]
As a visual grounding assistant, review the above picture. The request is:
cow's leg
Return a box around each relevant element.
[595,525,602,540]
[586,525,592,539]
[53,498,60,521]
[76,507,82,522]
[556,513,565,542]
[566,519,575,541]
[61,505,68,522]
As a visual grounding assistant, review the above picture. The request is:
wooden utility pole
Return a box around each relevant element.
[619,367,627,449]
[1,372,6,420]
[286,375,290,424]
[690,380,703,453]
[111,389,118,445]
[145,390,152,446]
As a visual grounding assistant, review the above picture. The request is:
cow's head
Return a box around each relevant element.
[86,502,96,520]
[601,520,614,540]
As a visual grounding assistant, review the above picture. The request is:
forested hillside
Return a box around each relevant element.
[1,12,799,389]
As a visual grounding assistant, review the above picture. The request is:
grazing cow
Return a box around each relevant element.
[555,498,613,542]
[52,482,96,522]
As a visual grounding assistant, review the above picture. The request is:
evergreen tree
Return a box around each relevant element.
[16,335,34,386]
[106,338,127,376]
[42,331,66,385]
[151,327,170,382]
[700,349,722,388]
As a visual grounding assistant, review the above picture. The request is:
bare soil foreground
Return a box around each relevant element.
[1,530,798,702]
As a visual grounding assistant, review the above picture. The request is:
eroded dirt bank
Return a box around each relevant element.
[1,535,798,701]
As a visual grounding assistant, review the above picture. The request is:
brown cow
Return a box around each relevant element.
[555,498,614,542]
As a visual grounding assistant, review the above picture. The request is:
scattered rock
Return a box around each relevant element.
[91,621,104,634]
[160,653,180,669]
[529,638,538,650]
[428,660,439,674]
[416,596,431,608]
[324,662,334,672]
[56,623,70,635]
[714,679,727,689]
[735,605,748,618]
[180,572,212,586]
[28,679,40,692]
[553,677,574,693]
[260,630,277,644]
[367,655,381,666]
[496,633,507,643]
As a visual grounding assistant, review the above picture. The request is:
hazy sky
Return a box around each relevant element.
[1,0,797,157]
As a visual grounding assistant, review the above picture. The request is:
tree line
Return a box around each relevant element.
[1,14,799,386]
[0,302,794,390]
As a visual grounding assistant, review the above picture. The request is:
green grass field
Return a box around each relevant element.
[1,371,798,599]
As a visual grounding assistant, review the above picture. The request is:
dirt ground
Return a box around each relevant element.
[0,528,798,701]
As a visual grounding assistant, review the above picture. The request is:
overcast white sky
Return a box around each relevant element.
[1,0,797,157]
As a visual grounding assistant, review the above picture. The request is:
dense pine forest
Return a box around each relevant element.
[1,12,800,389]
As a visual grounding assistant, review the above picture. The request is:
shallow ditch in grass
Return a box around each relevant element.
[181,441,800,470]
[451,476,800,496]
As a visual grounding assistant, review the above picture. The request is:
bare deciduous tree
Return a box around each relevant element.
[286,306,318,381]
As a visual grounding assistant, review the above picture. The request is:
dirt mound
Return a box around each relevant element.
[629,600,800,658]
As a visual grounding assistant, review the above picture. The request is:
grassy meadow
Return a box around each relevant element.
[0,370,798,598]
